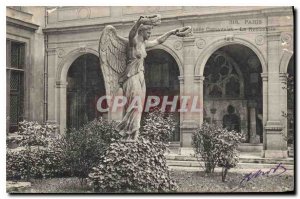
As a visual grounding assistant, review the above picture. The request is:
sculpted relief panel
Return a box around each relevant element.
[57,7,110,22]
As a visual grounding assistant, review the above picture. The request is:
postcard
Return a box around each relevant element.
[6,6,294,194]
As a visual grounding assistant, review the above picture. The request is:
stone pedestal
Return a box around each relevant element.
[262,121,287,158]
[180,120,198,147]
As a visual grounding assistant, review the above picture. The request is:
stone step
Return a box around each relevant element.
[168,165,295,174]
[167,160,294,170]
[166,154,294,165]
[7,181,31,193]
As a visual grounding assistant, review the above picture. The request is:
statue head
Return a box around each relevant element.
[138,24,153,40]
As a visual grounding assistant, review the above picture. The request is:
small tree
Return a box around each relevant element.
[192,122,244,182]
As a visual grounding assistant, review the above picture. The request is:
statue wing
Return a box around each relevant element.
[99,25,128,98]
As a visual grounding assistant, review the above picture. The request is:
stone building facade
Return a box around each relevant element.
[6,6,294,158]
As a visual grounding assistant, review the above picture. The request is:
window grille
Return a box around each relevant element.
[6,40,25,133]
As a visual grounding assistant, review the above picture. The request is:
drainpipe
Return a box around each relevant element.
[43,7,48,123]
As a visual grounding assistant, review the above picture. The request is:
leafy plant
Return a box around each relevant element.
[141,109,177,143]
[7,120,58,148]
[88,109,178,193]
[7,118,121,182]
[62,118,121,183]
[192,122,244,182]
[6,121,66,180]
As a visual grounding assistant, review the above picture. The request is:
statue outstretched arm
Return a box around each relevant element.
[145,29,177,48]
[146,26,193,49]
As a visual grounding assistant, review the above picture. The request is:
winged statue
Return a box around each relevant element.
[99,14,192,141]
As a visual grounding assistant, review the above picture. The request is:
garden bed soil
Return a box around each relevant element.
[15,170,294,193]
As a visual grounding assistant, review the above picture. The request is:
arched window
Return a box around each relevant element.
[204,52,244,99]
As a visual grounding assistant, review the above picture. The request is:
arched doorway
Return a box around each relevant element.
[66,53,106,129]
[203,44,263,143]
[287,55,294,145]
[143,49,180,141]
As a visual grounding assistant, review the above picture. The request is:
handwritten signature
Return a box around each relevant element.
[239,163,287,186]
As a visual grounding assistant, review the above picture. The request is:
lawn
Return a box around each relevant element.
[169,170,294,193]
[16,169,294,193]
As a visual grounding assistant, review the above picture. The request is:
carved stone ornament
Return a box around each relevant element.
[255,35,265,46]
[281,33,292,45]
[225,35,234,42]
[173,40,183,50]
[77,7,91,19]
[79,47,87,53]
[196,38,206,49]
[57,48,66,58]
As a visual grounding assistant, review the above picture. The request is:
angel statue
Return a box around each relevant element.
[99,14,192,141]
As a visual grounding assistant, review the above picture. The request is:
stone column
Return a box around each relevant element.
[194,75,205,124]
[263,32,287,158]
[261,73,268,151]
[180,36,197,152]
[279,73,288,142]
[248,101,259,144]
[56,81,68,135]
[46,48,58,125]
[178,75,184,129]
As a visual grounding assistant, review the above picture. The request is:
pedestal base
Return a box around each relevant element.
[264,121,287,158]
[262,150,288,158]
[180,120,198,147]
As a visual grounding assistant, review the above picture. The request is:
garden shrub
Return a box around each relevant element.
[6,121,66,180]
[140,110,177,143]
[192,122,245,181]
[7,121,58,148]
[6,145,67,180]
[7,118,121,181]
[62,118,121,182]
[88,109,178,193]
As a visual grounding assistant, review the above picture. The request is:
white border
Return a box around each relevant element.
[1,1,298,198]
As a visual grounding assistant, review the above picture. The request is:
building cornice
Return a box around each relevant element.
[43,7,293,35]
[6,16,39,32]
